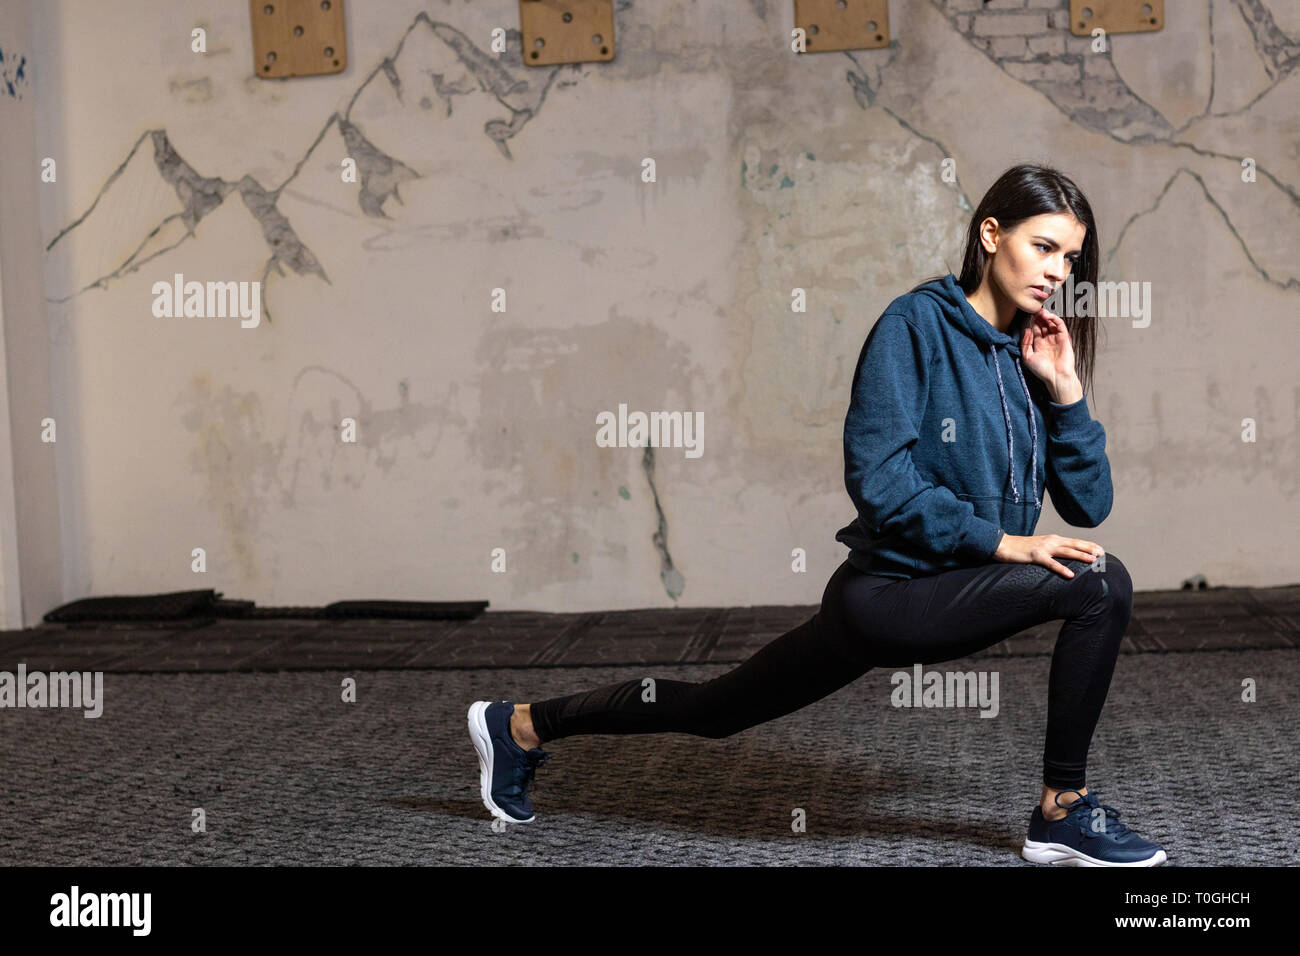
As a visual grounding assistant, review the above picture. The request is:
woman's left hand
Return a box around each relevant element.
[1020,307,1078,396]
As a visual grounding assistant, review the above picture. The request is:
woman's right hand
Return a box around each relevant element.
[993,533,1103,579]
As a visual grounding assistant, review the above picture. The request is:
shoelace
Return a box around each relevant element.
[519,749,550,794]
[1062,794,1130,839]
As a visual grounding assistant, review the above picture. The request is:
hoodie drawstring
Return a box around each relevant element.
[989,343,1040,507]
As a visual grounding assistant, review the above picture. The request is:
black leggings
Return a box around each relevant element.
[529,553,1133,790]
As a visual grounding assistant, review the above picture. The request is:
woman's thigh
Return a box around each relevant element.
[826,554,1130,668]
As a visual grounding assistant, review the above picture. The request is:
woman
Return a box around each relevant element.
[467,163,1166,867]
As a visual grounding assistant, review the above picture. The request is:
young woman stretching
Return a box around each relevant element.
[468,163,1166,866]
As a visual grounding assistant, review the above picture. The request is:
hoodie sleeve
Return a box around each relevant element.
[1043,395,1113,527]
[843,313,1004,563]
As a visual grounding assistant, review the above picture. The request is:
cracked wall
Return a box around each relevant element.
[24,0,1300,614]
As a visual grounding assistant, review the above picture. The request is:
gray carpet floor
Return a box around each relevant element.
[1,649,1294,865]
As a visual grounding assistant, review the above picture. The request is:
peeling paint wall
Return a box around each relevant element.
[26,0,1300,616]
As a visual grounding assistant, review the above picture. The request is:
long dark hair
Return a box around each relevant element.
[912,163,1101,399]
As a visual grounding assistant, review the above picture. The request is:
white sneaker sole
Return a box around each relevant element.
[1022,838,1167,867]
[467,700,535,824]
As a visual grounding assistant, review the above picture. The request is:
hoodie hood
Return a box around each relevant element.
[916,273,1040,508]
[916,273,1026,353]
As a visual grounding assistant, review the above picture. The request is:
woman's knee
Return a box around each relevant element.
[1072,549,1133,615]
[1096,550,1132,604]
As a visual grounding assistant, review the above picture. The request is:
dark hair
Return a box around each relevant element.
[911,163,1101,399]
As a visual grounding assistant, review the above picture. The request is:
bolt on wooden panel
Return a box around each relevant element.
[519,0,616,67]
[250,0,347,79]
[1069,0,1164,37]
[794,0,890,54]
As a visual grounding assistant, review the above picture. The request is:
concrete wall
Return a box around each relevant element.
[5,0,1298,622]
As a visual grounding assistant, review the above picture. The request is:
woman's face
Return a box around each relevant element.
[980,212,1086,312]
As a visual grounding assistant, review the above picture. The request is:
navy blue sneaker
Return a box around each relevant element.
[1022,789,1167,866]
[467,700,551,823]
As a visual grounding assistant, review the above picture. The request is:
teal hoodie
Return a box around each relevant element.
[835,273,1113,578]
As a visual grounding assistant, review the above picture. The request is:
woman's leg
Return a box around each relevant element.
[826,552,1134,793]
[527,560,876,743]
[524,551,1133,797]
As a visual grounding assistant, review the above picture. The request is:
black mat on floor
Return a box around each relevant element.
[42,590,487,623]
[43,589,224,622]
